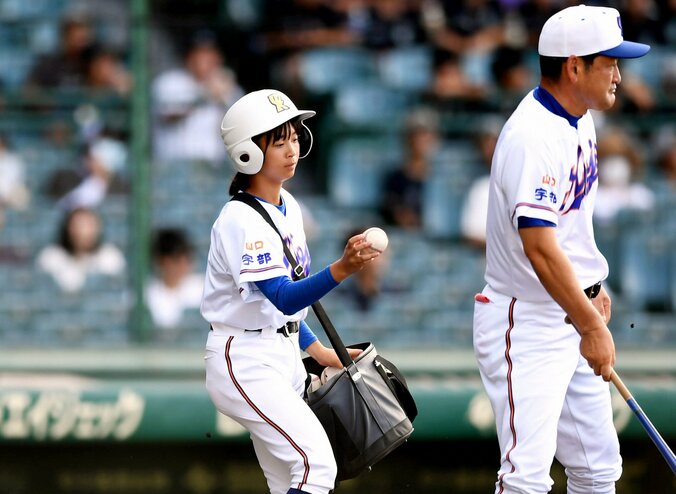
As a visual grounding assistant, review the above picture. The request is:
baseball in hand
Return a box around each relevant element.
[363,227,389,253]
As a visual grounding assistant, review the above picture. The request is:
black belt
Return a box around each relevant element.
[245,321,299,337]
[584,282,602,299]
[209,321,300,337]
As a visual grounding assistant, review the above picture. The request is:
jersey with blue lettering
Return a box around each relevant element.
[484,87,608,302]
[201,188,310,329]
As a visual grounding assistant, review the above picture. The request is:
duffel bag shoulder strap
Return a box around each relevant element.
[231,192,353,368]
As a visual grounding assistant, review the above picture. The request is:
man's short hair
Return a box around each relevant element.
[539,54,600,81]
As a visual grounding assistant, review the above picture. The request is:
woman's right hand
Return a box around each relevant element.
[329,233,380,282]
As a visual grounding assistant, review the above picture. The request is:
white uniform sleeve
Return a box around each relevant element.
[499,134,561,228]
[222,211,291,301]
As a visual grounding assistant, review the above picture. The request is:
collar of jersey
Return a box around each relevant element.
[251,193,286,215]
[533,86,581,129]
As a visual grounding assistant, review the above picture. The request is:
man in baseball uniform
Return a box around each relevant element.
[473,5,650,493]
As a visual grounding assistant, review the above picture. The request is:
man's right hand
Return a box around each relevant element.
[579,326,616,381]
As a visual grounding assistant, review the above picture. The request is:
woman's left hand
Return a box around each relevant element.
[305,341,362,368]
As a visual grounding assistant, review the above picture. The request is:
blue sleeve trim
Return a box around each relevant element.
[299,320,318,351]
[254,266,339,315]
[518,217,556,228]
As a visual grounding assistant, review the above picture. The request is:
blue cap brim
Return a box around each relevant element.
[598,40,651,59]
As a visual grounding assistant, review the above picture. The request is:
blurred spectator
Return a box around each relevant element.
[594,127,655,224]
[44,134,129,211]
[0,135,31,229]
[618,0,667,46]
[516,0,562,49]
[259,0,358,99]
[423,0,506,55]
[613,68,657,113]
[146,228,204,330]
[379,108,440,229]
[460,116,502,249]
[609,0,667,113]
[67,0,130,51]
[25,13,95,89]
[357,0,427,51]
[657,0,676,45]
[36,207,126,293]
[423,49,487,108]
[490,45,534,109]
[152,30,244,163]
[653,126,676,191]
[422,0,509,97]
[83,46,132,96]
[262,0,356,53]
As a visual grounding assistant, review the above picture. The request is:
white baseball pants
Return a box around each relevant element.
[205,327,336,494]
[473,285,622,494]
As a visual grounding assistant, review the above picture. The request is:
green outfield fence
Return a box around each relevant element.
[1,347,675,444]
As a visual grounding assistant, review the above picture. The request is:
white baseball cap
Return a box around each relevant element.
[538,5,650,59]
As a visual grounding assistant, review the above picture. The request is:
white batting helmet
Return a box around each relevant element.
[220,89,316,174]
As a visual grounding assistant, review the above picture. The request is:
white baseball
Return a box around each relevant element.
[320,366,342,384]
[363,227,388,253]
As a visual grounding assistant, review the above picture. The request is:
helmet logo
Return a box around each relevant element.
[268,94,290,113]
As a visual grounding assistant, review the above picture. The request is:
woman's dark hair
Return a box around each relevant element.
[539,54,599,81]
[228,172,252,196]
[151,227,193,259]
[228,117,302,196]
[57,207,102,255]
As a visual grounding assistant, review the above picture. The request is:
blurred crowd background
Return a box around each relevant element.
[0,0,674,350]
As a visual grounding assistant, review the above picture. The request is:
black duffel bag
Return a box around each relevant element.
[303,302,418,481]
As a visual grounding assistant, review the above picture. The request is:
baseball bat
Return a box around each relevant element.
[611,370,676,475]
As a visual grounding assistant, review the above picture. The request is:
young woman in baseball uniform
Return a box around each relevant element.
[472,6,650,494]
[202,89,378,494]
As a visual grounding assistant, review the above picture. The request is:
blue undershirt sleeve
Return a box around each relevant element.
[298,320,318,351]
[518,217,556,228]
[254,266,339,316]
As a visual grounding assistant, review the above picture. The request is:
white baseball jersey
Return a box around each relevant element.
[201,188,311,329]
[474,87,621,493]
[485,89,608,302]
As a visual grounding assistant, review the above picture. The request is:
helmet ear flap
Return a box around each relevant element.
[230,140,264,175]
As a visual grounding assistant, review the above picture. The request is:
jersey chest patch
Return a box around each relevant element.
[282,233,311,277]
[560,139,598,214]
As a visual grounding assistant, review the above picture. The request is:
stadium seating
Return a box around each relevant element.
[332,82,415,128]
[618,226,674,312]
[422,141,484,240]
[298,47,377,96]
[377,45,434,92]
[326,135,402,208]
[0,46,34,88]
[0,2,673,353]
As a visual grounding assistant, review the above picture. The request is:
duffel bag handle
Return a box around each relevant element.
[232,192,353,368]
